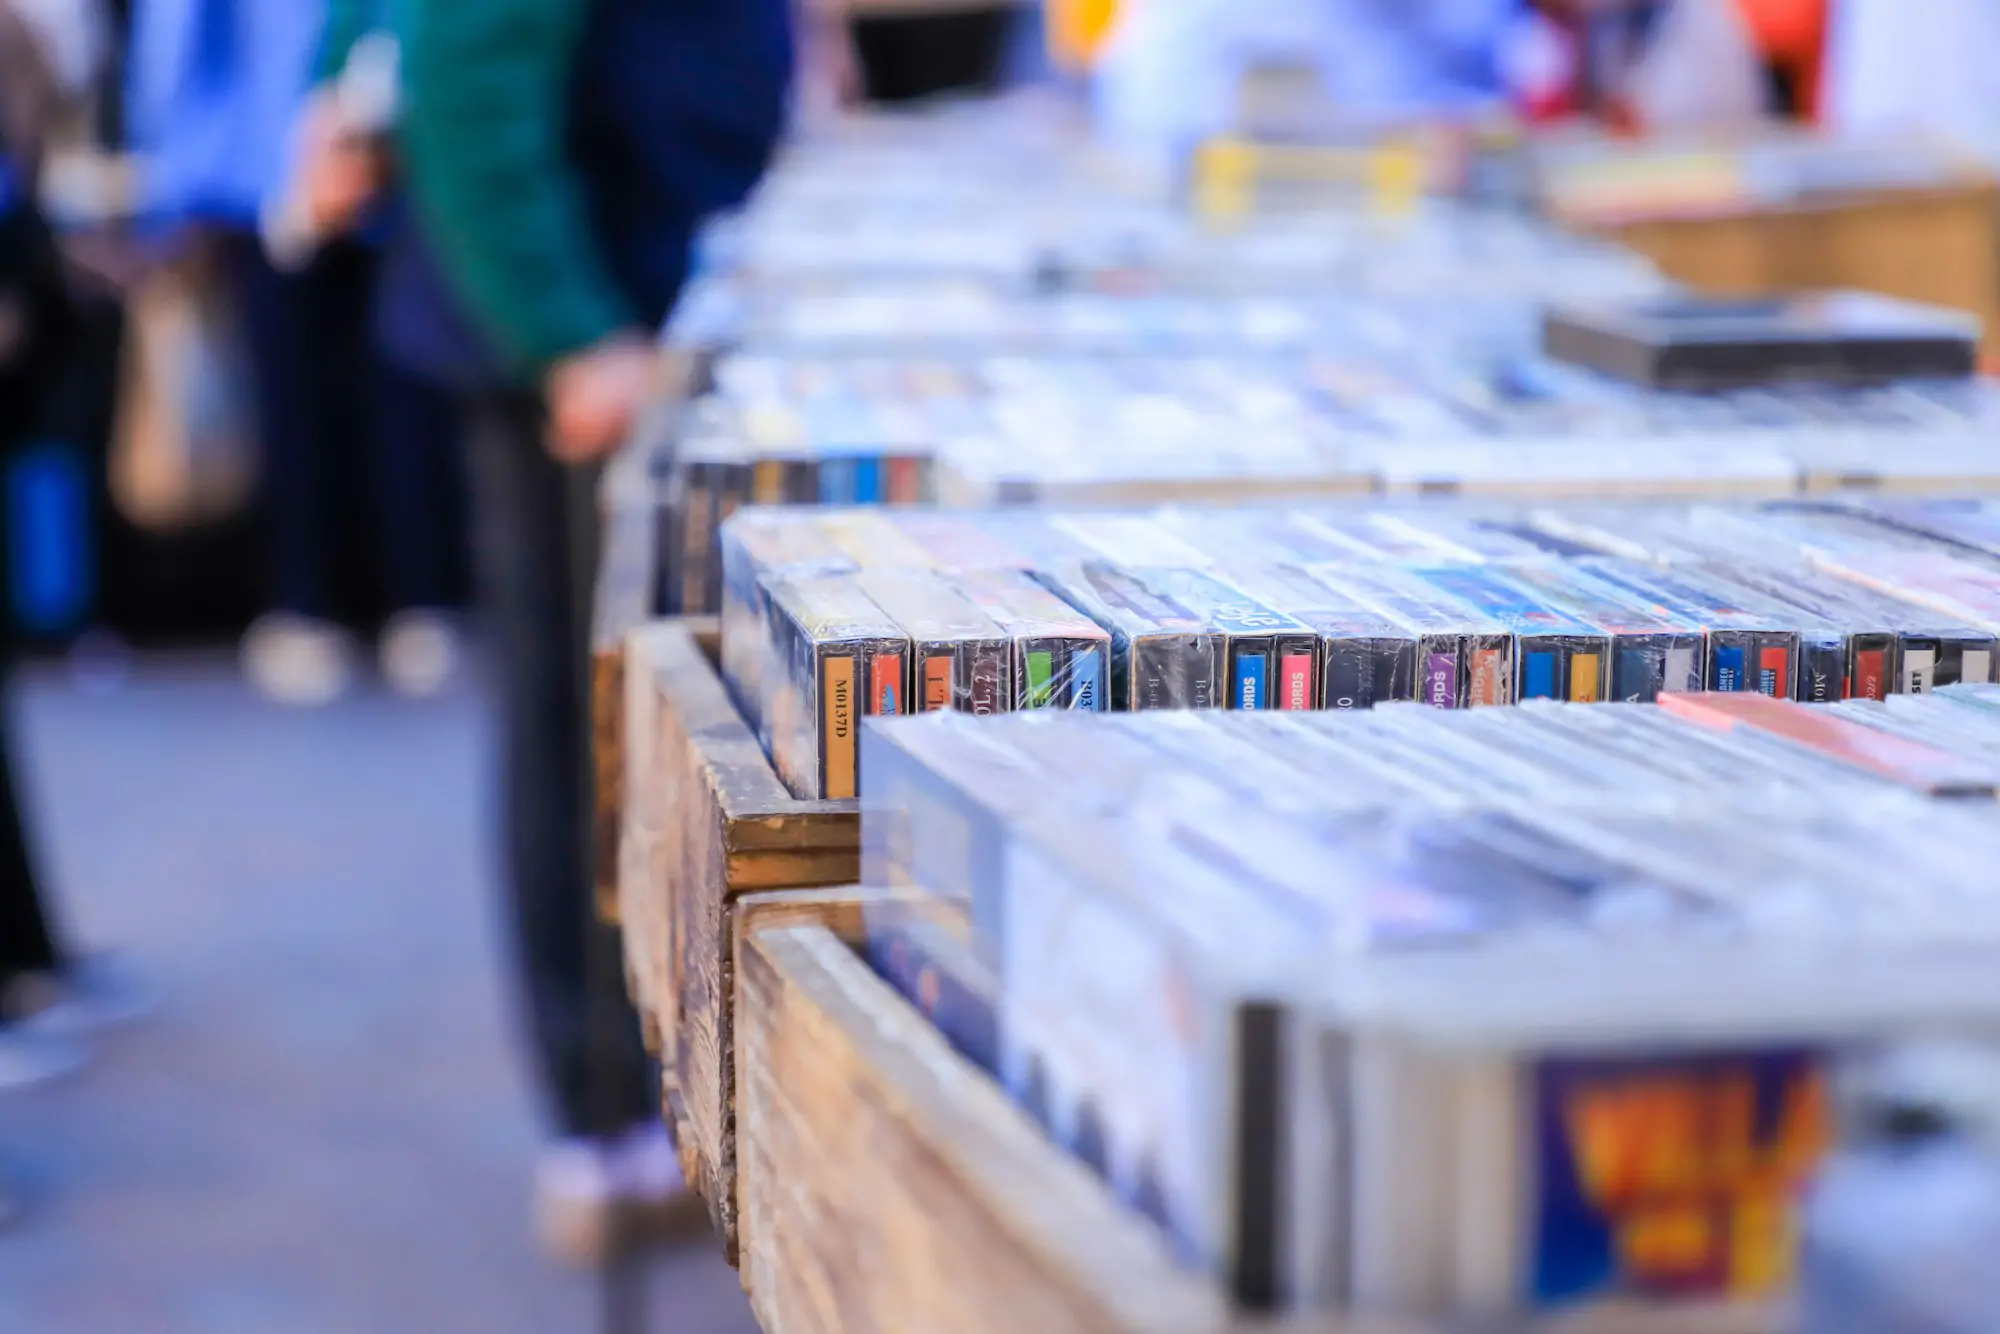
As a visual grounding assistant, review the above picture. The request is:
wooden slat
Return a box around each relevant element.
[730,887,972,1281]
[619,624,676,1056]
[737,922,1225,1334]
[626,620,859,1258]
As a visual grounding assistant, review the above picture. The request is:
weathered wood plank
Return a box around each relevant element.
[618,624,677,1056]
[737,923,1227,1334]
[623,619,860,1258]
[728,887,969,1282]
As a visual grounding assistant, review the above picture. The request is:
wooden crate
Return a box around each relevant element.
[733,897,1425,1334]
[619,618,860,1255]
[627,659,1772,1332]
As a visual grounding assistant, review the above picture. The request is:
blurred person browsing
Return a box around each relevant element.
[0,0,151,1096]
[289,0,792,1263]
[127,0,466,706]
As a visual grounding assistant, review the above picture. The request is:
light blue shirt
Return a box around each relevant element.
[125,0,324,226]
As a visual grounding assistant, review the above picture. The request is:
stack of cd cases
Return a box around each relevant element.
[638,105,2000,621]
[724,498,2000,797]
[852,691,2000,1322]
[648,324,2000,615]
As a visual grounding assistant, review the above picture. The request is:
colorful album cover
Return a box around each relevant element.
[1531,1048,1834,1307]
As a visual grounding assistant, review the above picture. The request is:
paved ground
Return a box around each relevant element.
[0,657,760,1334]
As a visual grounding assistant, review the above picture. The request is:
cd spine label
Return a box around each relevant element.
[968,645,1006,716]
[1852,646,1888,701]
[752,459,785,504]
[1522,651,1557,702]
[1798,640,1845,705]
[1714,642,1747,692]
[1235,651,1269,711]
[1757,645,1791,699]
[1568,652,1601,703]
[1070,648,1102,710]
[821,654,857,800]
[923,653,952,712]
[1470,641,1511,708]
[1024,649,1059,709]
[1425,649,1460,709]
[1280,653,1315,711]
[870,651,904,717]
[1903,647,1937,694]
[1664,645,1701,695]
[887,456,922,504]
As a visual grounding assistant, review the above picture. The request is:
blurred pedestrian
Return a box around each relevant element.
[126,0,465,706]
[1093,0,1515,170]
[293,0,791,1264]
[0,0,146,1090]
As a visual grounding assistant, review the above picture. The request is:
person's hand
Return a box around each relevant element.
[294,88,385,239]
[544,332,662,464]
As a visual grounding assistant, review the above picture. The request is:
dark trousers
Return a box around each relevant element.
[466,394,649,1138]
[223,233,463,621]
[0,684,60,989]
[850,7,1015,102]
[0,203,66,990]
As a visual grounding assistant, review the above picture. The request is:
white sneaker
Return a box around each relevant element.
[613,1123,684,1203]
[0,1026,87,1091]
[535,1128,710,1267]
[615,1123,712,1244]
[5,954,158,1036]
[378,610,464,699]
[535,1138,618,1268]
[242,613,356,706]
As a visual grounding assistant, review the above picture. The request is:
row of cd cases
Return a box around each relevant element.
[716,497,2000,800]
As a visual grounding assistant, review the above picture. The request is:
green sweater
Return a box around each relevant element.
[319,0,633,374]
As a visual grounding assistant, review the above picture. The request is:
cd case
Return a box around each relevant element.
[1544,292,1981,390]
